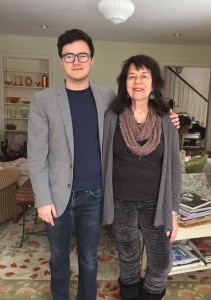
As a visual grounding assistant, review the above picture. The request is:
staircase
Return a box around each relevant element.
[163,67,208,126]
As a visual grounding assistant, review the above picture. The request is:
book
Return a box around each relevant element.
[180,202,211,213]
[179,208,211,220]
[188,238,211,263]
[180,193,211,210]
[172,244,198,266]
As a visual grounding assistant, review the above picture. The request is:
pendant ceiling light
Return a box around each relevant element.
[98,0,135,25]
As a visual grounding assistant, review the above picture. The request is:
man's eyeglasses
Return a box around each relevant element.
[61,53,92,63]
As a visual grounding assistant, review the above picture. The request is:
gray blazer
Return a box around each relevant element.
[28,82,115,217]
[102,109,182,231]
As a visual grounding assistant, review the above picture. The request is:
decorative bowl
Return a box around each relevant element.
[7,97,20,103]
[22,100,31,104]
[20,108,29,118]
[6,123,16,130]
[4,80,13,85]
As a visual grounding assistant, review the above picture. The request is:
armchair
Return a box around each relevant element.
[0,166,22,224]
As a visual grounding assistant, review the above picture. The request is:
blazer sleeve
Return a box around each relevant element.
[27,92,53,207]
[102,110,117,225]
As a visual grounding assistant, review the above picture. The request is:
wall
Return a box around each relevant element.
[163,67,210,126]
[179,67,210,98]
[0,34,211,151]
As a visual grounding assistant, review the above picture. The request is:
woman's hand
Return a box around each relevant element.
[166,215,179,242]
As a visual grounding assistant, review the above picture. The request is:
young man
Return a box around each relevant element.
[28,29,179,300]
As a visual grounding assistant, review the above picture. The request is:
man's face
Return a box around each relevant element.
[60,40,94,85]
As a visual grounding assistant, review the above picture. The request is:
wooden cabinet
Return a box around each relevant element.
[3,55,52,145]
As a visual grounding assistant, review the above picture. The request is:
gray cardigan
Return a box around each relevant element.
[102,109,182,231]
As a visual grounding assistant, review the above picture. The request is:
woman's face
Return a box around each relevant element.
[126,64,153,103]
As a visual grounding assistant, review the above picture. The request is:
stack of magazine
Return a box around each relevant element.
[179,192,211,221]
[172,243,201,270]
[188,237,211,264]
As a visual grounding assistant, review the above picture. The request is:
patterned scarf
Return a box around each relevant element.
[119,106,162,156]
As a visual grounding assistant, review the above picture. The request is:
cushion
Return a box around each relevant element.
[185,155,208,173]
[0,158,29,187]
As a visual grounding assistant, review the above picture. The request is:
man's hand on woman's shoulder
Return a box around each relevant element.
[170,109,180,129]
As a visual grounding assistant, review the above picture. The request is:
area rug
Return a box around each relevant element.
[0,280,211,300]
[0,208,211,299]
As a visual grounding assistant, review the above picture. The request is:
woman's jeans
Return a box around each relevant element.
[45,189,103,300]
[112,198,172,294]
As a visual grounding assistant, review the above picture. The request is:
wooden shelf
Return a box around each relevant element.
[176,223,211,240]
[4,103,30,106]
[5,130,27,132]
[4,70,49,74]
[5,117,28,120]
[171,262,211,275]
[4,85,44,89]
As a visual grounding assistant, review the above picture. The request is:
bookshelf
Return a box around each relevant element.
[2,54,52,145]
[171,223,211,274]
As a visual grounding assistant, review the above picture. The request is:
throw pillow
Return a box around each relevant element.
[185,155,208,173]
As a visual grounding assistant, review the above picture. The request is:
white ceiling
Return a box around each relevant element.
[0,0,211,45]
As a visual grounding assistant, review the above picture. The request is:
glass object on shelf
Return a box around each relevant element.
[25,76,33,87]
[20,108,29,118]
[9,107,17,118]
[13,75,18,86]
[42,74,48,87]
[36,80,41,87]
[19,76,24,86]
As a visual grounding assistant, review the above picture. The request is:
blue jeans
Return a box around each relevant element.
[45,189,103,300]
[113,198,172,294]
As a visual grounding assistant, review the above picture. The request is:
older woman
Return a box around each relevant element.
[102,55,182,300]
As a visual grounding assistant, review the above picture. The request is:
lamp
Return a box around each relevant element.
[98,0,135,25]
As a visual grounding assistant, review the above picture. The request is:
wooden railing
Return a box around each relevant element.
[163,67,208,126]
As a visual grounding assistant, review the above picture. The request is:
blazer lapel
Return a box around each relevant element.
[55,82,74,158]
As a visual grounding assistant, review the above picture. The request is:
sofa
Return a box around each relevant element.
[0,158,29,224]
[0,166,22,223]
[0,157,29,188]
[179,152,211,228]
[181,152,211,196]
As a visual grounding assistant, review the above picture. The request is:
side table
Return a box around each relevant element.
[16,178,45,247]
